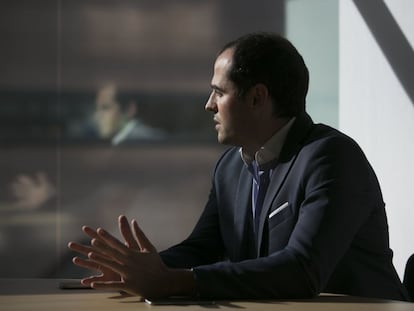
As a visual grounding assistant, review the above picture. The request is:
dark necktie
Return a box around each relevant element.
[253,167,271,235]
[247,161,274,237]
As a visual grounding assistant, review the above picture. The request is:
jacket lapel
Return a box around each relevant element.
[256,159,295,253]
[234,166,256,260]
[256,113,314,254]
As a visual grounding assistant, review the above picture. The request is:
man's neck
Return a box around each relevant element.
[242,117,292,159]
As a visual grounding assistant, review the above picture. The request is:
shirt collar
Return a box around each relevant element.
[112,119,137,146]
[240,117,296,167]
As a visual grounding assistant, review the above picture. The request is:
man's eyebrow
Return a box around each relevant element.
[211,84,224,92]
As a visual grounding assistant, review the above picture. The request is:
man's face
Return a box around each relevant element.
[205,48,252,147]
[94,87,124,138]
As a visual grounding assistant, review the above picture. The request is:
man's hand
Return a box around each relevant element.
[68,215,195,298]
[68,225,121,287]
[11,172,55,209]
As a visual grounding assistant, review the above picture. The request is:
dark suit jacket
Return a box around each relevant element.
[160,113,408,300]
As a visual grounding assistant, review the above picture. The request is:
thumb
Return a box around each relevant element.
[132,219,157,253]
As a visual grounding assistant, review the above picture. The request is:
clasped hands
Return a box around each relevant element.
[68,215,194,298]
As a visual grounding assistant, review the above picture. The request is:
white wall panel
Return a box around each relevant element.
[339,0,414,278]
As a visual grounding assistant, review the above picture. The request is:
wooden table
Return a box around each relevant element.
[0,279,412,311]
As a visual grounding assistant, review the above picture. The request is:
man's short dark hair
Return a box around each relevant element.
[116,94,134,111]
[219,32,309,117]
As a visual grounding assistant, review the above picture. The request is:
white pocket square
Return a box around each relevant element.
[269,202,289,219]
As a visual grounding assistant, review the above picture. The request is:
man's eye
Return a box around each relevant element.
[214,90,223,97]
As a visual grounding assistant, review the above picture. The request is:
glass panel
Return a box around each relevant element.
[0,0,284,278]
[285,0,339,127]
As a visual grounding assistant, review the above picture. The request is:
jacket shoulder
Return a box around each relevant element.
[213,147,244,178]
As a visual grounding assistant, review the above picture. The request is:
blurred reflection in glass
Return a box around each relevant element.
[94,84,166,146]
[11,171,55,210]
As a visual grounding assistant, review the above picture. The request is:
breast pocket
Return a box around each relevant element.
[267,202,295,253]
[268,202,292,228]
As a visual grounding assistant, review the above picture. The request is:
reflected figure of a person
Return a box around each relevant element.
[94,84,166,146]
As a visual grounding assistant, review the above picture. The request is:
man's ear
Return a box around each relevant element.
[251,83,269,108]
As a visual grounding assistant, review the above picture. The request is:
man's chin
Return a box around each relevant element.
[217,133,226,145]
[217,134,235,146]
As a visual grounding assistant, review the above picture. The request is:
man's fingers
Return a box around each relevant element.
[91,238,128,264]
[80,275,111,287]
[82,226,100,240]
[72,256,103,272]
[80,276,97,287]
[68,241,113,261]
[132,219,156,253]
[88,251,126,277]
[96,227,129,255]
[118,215,140,249]
[68,241,93,256]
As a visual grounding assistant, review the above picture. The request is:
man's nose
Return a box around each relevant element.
[205,94,217,113]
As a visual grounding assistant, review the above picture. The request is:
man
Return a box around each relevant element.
[94,83,165,145]
[68,33,408,300]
